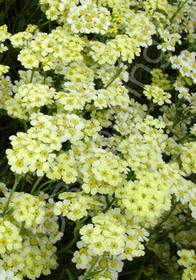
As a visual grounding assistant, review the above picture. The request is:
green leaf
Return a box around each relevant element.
[65,269,75,280]
[188,41,196,51]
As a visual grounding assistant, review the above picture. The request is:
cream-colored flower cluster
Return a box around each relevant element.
[39,0,78,23]
[0,25,10,53]
[142,0,174,16]
[0,75,13,109]
[117,118,166,171]
[143,84,171,106]
[138,0,196,54]
[1,70,53,120]
[170,0,196,43]
[0,182,62,280]
[39,0,156,67]
[6,112,87,178]
[0,25,10,77]
[151,68,172,91]
[78,148,128,195]
[170,50,196,83]
[67,2,111,35]
[86,11,155,65]
[177,249,196,280]
[180,142,196,176]
[116,170,172,227]
[157,27,181,52]
[160,103,189,140]
[72,208,149,279]
[15,84,54,109]
[54,191,103,221]
[11,26,84,71]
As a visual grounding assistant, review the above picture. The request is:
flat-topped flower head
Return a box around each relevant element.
[143,85,171,106]
[67,1,111,35]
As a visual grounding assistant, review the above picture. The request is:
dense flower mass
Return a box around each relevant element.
[0,183,62,279]
[0,0,196,279]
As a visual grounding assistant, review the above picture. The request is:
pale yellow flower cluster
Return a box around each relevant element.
[157,27,181,52]
[0,75,13,109]
[116,170,172,227]
[0,25,10,77]
[177,249,196,280]
[151,68,172,91]
[0,25,10,53]
[139,0,196,52]
[72,208,149,279]
[54,191,103,221]
[142,0,173,16]
[67,2,111,35]
[146,202,196,277]
[6,112,86,178]
[160,104,189,140]
[0,183,62,280]
[2,70,52,119]
[143,85,171,106]
[170,50,196,83]
[180,142,196,176]
[0,65,9,77]
[11,26,84,71]
[170,0,196,42]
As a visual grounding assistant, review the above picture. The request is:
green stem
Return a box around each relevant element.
[170,0,189,24]
[33,20,52,32]
[2,174,23,216]
[50,187,68,198]
[57,228,78,254]
[83,256,100,280]
[30,176,44,194]
[27,5,40,23]
[20,178,26,192]
[119,268,143,277]
[150,200,179,239]
[154,219,196,242]
[104,56,122,89]
[134,264,144,280]
[89,61,98,67]
[43,71,47,84]
[104,195,117,212]
[30,68,35,83]
[34,180,54,194]
[145,99,154,116]
[49,20,52,33]
[19,221,25,235]
[173,109,193,129]
[177,133,191,144]
[57,217,88,255]
[65,269,75,280]
[20,120,28,132]
[38,184,53,194]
